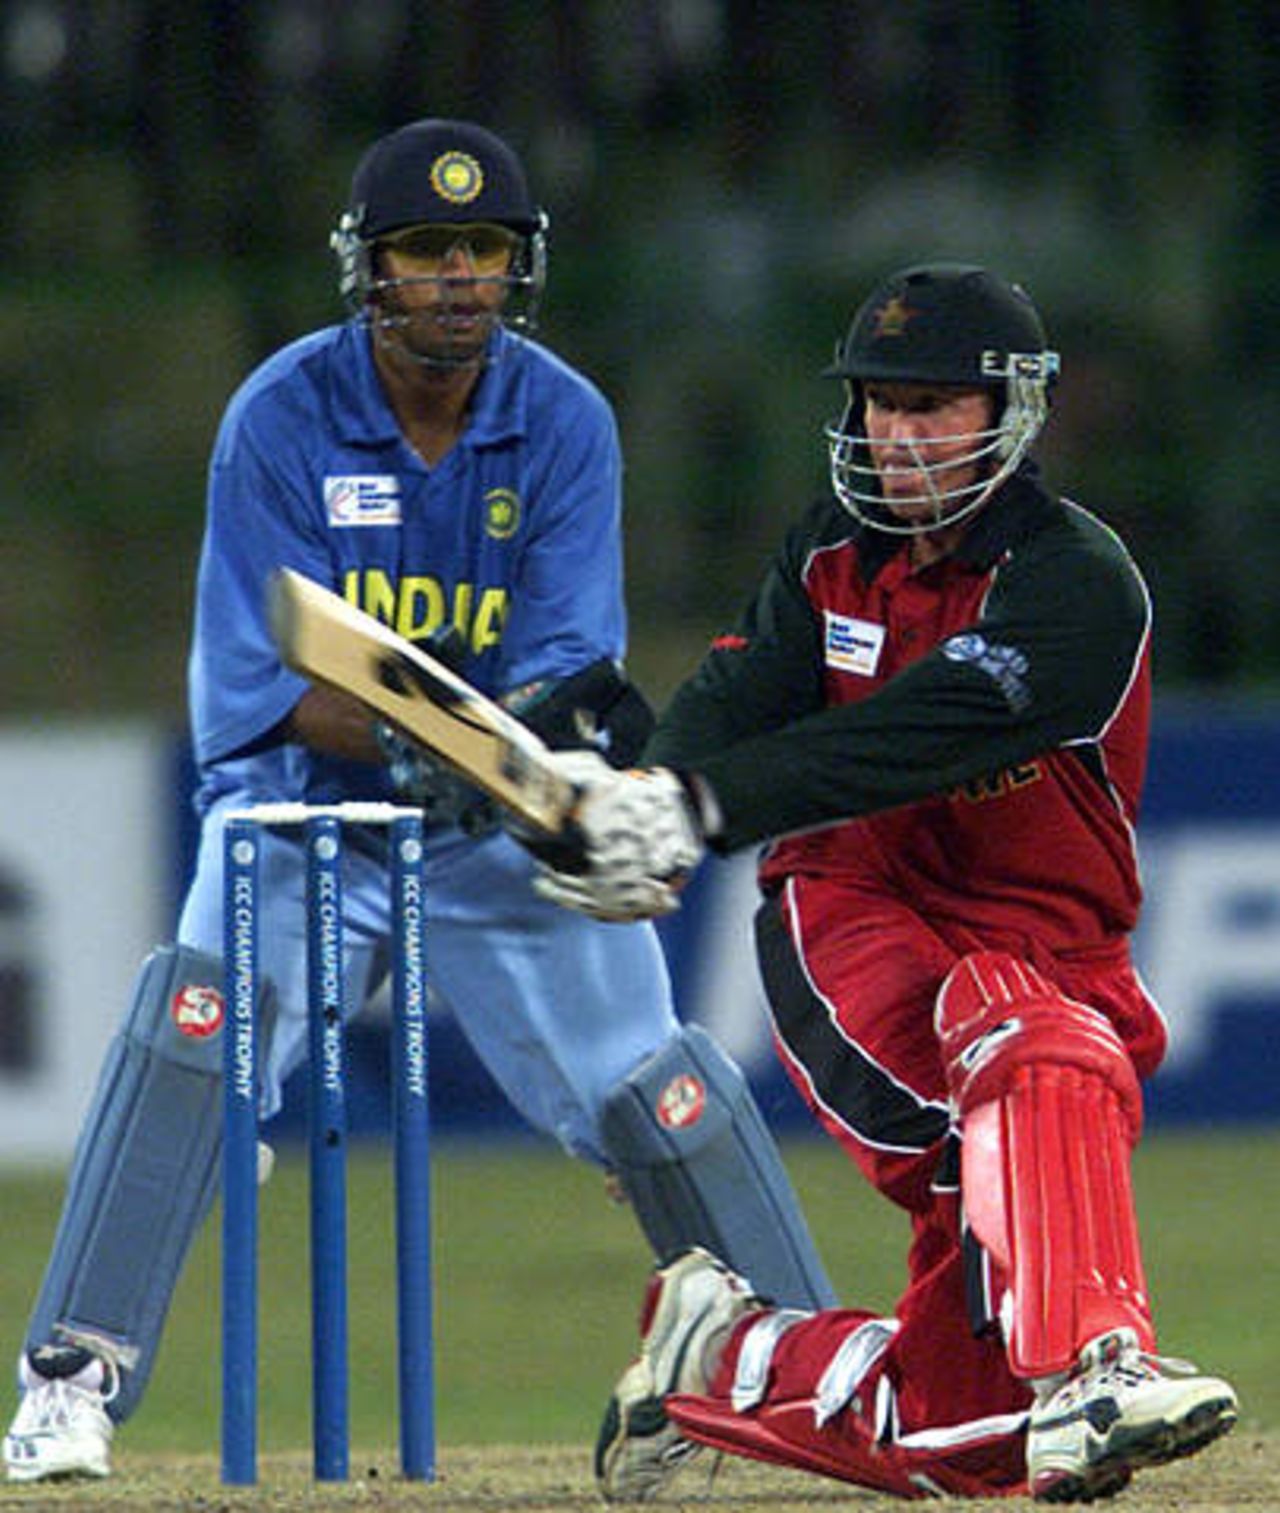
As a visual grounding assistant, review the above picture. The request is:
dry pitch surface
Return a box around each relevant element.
[0,1432,1270,1511]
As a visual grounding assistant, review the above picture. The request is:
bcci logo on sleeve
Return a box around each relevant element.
[324,475,402,527]
[824,611,885,677]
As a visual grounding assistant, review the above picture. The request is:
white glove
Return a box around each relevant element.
[529,752,706,922]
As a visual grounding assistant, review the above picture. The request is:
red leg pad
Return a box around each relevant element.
[936,951,1153,1377]
[668,1393,927,1498]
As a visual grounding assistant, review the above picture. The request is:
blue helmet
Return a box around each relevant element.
[331,119,548,353]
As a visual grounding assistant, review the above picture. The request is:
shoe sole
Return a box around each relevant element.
[6,1458,110,1484]
[1033,1393,1238,1503]
[595,1390,703,1502]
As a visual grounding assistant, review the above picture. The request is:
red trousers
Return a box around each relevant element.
[668,874,1167,1498]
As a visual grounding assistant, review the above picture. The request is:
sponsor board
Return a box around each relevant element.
[1,703,1277,1163]
[0,725,168,1163]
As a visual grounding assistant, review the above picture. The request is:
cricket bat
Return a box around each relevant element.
[268,568,577,838]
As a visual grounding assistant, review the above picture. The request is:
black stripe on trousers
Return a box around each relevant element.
[754,893,951,1155]
[757,897,999,1337]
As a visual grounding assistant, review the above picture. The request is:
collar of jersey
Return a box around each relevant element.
[332,321,529,450]
[854,463,1059,582]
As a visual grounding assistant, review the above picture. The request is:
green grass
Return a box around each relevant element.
[1,1130,1275,1458]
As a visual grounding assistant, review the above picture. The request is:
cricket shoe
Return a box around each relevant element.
[4,1344,117,1482]
[595,1247,761,1501]
[1027,1327,1238,1503]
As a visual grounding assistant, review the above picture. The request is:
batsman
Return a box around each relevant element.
[528,264,1240,1502]
[3,119,834,1483]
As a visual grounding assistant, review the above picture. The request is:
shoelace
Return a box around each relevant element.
[1091,1348,1197,1392]
[24,1364,117,1431]
[701,1449,726,1491]
[28,1380,93,1432]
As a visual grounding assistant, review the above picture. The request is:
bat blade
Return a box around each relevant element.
[269,569,576,836]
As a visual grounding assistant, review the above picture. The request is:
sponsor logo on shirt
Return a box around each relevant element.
[824,611,885,676]
[324,475,403,527]
[941,632,1032,712]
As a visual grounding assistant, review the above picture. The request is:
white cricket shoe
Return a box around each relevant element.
[4,1345,116,1483]
[595,1247,761,1502]
[1027,1327,1237,1503]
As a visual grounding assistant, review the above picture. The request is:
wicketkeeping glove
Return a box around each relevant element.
[375,621,500,835]
[376,722,499,836]
[524,751,707,922]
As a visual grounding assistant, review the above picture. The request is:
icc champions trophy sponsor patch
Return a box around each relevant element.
[656,1073,707,1130]
[824,611,885,676]
[430,151,484,205]
[171,983,225,1038]
[325,475,402,527]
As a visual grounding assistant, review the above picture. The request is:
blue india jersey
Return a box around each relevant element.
[186,322,628,812]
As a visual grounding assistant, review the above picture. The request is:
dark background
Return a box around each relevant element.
[4,1,1277,716]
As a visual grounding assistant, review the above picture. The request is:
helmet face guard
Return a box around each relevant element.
[329,119,548,369]
[332,208,547,368]
[823,264,1059,534]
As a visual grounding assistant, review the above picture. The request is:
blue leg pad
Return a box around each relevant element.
[23,945,274,1423]
[600,1024,836,1309]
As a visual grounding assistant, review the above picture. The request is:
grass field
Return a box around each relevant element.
[0,1129,1275,1503]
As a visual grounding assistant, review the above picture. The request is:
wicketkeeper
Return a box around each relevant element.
[527,263,1239,1503]
[3,119,834,1484]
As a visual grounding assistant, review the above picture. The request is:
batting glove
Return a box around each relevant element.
[525,751,707,922]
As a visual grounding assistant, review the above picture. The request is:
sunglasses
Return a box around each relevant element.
[379,223,521,273]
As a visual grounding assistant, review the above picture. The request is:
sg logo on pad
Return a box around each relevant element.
[171,984,225,1038]
[656,1073,707,1130]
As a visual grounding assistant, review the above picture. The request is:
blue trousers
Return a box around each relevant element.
[179,793,679,1160]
